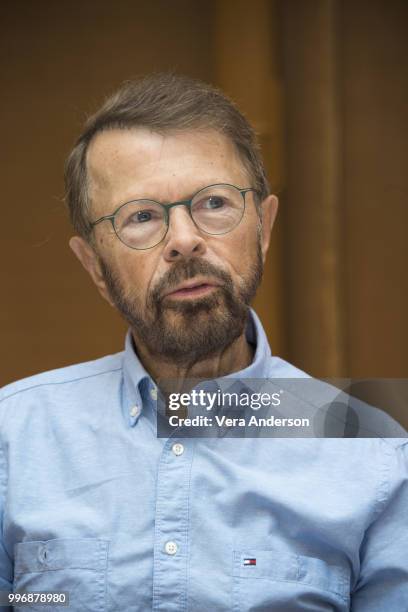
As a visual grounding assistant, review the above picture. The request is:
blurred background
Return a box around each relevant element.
[1,0,407,388]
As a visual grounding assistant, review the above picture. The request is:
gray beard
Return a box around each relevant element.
[99,246,263,367]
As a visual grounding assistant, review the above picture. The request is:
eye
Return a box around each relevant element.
[202,196,226,210]
[127,209,161,225]
[135,210,153,223]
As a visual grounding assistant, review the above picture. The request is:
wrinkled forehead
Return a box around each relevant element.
[86,127,251,215]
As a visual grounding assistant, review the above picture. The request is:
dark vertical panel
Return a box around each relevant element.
[341,0,408,376]
[280,0,346,376]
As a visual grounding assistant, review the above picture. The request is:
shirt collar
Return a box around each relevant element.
[121,307,272,427]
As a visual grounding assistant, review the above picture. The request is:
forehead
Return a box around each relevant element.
[86,127,249,214]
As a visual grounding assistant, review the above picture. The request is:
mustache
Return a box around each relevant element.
[150,258,233,304]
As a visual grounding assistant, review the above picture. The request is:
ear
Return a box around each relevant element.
[259,194,278,263]
[69,236,115,307]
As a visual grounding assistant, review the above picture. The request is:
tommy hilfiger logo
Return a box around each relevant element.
[243,558,256,566]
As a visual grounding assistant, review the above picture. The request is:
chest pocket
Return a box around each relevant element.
[233,549,350,612]
[13,538,109,612]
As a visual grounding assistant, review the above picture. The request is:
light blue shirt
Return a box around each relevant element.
[0,310,407,611]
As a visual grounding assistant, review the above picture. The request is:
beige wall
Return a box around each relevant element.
[1,0,407,389]
[1,0,215,383]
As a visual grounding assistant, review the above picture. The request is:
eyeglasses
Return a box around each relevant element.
[89,183,256,250]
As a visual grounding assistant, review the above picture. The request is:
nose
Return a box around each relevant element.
[162,204,207,262]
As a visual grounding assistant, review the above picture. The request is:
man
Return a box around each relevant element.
[0,74,407,611]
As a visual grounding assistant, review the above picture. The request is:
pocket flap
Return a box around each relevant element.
[14,538,109,575]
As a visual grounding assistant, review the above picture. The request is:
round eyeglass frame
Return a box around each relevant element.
[89,183,257,250]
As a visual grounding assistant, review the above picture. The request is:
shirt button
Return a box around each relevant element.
[164,541,178,555]
[172,442,184,456]
[38,546,48,564]
[130,405,140,418]
[150,387,158,400]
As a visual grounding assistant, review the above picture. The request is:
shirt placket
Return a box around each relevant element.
[152,437,195,611]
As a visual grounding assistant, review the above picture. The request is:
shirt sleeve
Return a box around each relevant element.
[0,414,13,609]
[351,442,408,610]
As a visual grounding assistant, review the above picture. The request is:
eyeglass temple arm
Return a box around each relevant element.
[90,214,115,228]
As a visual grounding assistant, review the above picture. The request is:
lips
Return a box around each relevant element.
[163,278,221,299]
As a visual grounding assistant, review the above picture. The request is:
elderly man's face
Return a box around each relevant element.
[71,128,277,364]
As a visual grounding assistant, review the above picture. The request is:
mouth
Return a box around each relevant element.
[163,279,222,300]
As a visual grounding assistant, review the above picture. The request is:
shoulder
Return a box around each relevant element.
[0,351,124,427]
[0,352,124,400]
[266,356,407,447]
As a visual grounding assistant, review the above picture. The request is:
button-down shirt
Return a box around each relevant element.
[0,310,407,611]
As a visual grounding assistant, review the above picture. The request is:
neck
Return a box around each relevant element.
[131,329,254,386]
